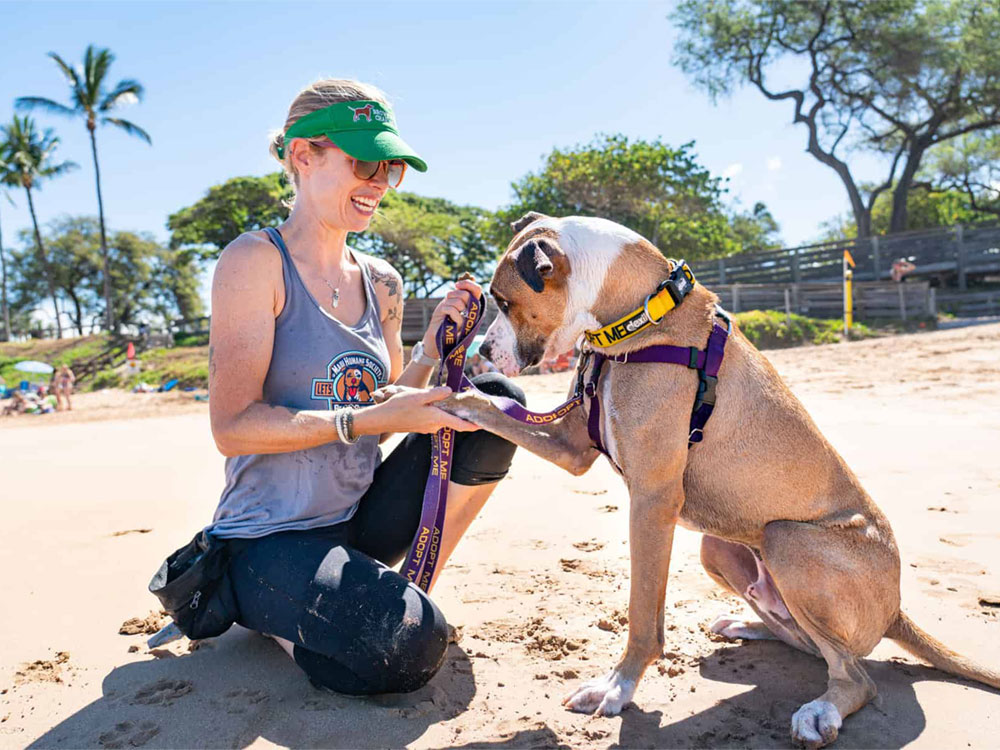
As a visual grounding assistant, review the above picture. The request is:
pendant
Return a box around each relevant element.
[331,288,340,308]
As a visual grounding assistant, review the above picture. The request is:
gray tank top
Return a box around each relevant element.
[209,227,391,539]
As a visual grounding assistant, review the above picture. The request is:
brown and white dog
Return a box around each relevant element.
[441,212,1000,748]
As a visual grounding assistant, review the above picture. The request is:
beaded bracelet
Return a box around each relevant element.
[334,408,359,445]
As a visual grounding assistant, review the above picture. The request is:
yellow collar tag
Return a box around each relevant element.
[583,262,696,348]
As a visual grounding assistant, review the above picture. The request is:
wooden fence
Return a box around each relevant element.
[399,281,932,342]
[692,222,1000,290]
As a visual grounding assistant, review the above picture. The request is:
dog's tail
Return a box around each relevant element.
[886,611,1000,689]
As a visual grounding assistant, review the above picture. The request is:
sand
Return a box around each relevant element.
[1,323,998,749]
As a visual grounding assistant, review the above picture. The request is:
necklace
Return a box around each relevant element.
[323,259,348,309]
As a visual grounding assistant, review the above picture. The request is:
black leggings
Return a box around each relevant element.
[227,373,525,695]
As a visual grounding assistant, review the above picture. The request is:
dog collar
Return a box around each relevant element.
[583,261,696,348]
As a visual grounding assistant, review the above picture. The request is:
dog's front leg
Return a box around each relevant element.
[440,390,599,475]
[564,478,684,715]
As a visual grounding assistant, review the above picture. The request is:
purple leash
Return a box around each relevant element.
[403,296,585,591]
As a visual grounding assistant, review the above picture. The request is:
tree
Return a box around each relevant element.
[497,134,753,260]
[0,148,18,341]
[168,173,498,297]
[33,217,102,336]
[729,201,782,253]
[672,0,1000,238]
[819,184,992,241]
[1,115,78,338]
[921,131,1000,218]
[355,192,501,296]
[167,173,292,259]
[17,44,151,332]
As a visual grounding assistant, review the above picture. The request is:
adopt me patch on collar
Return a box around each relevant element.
[583,260,696,348]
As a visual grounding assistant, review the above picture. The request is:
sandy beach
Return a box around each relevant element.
[1,323,998,749]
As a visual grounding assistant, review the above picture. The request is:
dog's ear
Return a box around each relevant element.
[510,211,549,235]
[514,239,556,293]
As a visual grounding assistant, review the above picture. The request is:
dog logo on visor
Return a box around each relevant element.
[350,104,373,122]
[312,351,386,407]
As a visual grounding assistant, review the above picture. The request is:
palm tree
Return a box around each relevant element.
[1,115,78,338]
[0,148,17,341]
[17,44,151,332]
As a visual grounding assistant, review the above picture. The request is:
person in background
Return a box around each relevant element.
[54,364,76,411]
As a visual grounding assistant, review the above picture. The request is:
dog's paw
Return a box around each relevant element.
[438,391,492,423]
[709,614,777,641]
[562,669,636,716]
[790,699,842,748]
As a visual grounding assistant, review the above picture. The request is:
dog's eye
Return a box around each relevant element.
[493,296,510,315]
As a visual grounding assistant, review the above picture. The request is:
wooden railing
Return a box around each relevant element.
[692,222,1000,290]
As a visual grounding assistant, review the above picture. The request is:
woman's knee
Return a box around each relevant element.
[470,372,526,406]
[294,597,449,695]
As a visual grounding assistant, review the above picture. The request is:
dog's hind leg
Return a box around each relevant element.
[701,535,817,652]
[762,518,900,748]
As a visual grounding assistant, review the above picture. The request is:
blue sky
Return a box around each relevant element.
[2,1,888,299]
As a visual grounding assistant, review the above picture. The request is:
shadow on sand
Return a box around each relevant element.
[29,626,477,749]
[613,639,974,749]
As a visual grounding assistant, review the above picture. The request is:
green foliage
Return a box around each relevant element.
[172,331,209,347]
[355,191,500,296]
[0,333,110,385]
[8,217,202,331]
[735,310,875,349]
[123,345,209,390]
[498,134,746,260]
[167,173,292,259]
[87,368,121,391]
[672,0,1000,236]
[922,132,1000,217]
[819,186,993,241]
[16,45,151,145]
[729,202,782,255]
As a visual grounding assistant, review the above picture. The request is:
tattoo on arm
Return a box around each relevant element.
[368,265,400,298]
[368,263,403,324]
[387,297,403,323]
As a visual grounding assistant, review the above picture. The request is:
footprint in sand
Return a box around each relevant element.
[98,720,159,748]
[572,540,605,552]
[223,688,268,714]
[131,678,192,706]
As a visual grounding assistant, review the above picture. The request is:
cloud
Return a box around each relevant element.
[766,156,782,171]
[722,163,743,180]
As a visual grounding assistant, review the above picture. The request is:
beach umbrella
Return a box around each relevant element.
[467,335,486,358]
[13,360,54,375]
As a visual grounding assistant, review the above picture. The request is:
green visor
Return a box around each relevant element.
[277,99,427,172]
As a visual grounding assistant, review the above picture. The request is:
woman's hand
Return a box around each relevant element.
[355,386,478,436]
[421,278,483,359]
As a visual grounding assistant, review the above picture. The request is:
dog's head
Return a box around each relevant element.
[343,367,364,388]
[481,212,646,375]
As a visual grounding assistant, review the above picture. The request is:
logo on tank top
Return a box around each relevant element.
[312,351,387,408]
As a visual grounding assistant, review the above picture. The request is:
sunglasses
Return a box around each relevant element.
[307,138,407,189]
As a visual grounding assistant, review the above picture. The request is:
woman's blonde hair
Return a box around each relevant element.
[269,78,390,194]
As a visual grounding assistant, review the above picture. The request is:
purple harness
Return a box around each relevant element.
[403,296,730,591]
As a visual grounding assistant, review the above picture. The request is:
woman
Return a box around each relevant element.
[54,364,75,411]
[207,79,524,696]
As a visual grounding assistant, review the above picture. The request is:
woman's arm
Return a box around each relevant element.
[209,235,474,458]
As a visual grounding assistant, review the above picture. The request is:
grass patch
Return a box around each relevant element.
[90,344,210,391]
[0,335,112,386]
[734,310,877,349]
